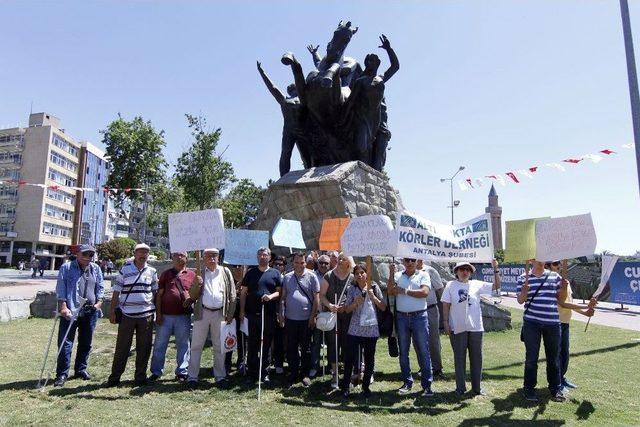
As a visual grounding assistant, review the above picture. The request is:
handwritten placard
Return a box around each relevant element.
[341,215,396,257]
[272,218,306,249]
[168,209,225,252]
[319,218,351,251]
[224,229,269,266]
[535,213,597,261]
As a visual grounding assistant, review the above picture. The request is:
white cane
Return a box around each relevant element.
[37,313,59,389]
[258,304,265,401]
[334,294,338,387]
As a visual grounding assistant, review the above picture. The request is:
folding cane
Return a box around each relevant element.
[258,304,265,401]
[36,313,59,389]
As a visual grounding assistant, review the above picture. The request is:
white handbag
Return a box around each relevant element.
[316,280,349,331]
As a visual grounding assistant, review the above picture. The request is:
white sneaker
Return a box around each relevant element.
[309,368,317,377]
[331,379,340,389]
[370,374,374,384]
[275,367,284,375]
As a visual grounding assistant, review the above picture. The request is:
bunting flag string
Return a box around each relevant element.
[457,143,634,190]
[0,179,145,194]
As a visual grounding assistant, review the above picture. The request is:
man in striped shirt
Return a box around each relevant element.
[517,259,568,402]
[107,243,159,387]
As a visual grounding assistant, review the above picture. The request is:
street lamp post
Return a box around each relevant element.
[440,166,465,225]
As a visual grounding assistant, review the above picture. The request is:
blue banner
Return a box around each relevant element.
[473,264,525,293]
[608,262,640,306]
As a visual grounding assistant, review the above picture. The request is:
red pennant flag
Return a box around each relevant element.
[18,180,27,186]
[465,179,474,188]
[505,172,520,183]
[124,188,131,193]
[600,149,615,155]
[103,186,110,193]
[562,158,582,164]
[529,166,538,173]
[49,185,59,190]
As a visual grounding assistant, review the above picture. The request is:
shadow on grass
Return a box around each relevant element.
[458,413,565,426]
[484,341,639,372]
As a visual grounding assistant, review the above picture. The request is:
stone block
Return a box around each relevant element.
[1,297,32,321]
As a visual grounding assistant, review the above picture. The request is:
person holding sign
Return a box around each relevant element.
[279,252,320,387]
[517,260,568,402]
[186,248,236,386]
[320,252,355,389]
[546,261,596,391]
[239,247,282,384]
[441,260,501,397]
[388,258,434,397]
[340,263,386,398]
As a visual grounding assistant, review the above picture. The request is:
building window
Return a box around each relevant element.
[42,222,72,237]
[44,204,73,222]
[50,151,78,172]
[0,152,22,164]
[46,187,75,205]
[47,169,77,187]
[51,134,79,157]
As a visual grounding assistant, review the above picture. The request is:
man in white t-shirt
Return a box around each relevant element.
[441,260,500,397]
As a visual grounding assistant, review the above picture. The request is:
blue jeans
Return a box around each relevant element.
[56,309,98,377]
[150,314,191,377]
[522,320,561,393]
[396,310,432,390]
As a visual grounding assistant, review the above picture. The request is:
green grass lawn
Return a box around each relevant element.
[0,308,638,426]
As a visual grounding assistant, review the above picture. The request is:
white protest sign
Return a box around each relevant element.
[395,211,494,262]
[168,209,225,253]
[224,229,269,266]
[272,218,306,249]
[534,213,597,261]
[340,215,396,257]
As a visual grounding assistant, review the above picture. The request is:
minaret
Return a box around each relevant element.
[485,184,503,250]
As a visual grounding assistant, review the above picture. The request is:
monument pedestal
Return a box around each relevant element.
[252,161,404,250]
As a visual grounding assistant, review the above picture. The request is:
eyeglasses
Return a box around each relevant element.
[458,267,473,273]
[551,262,561,267]
[318,261,330,265]
[81,252,95,257]
[404,258,417,263]
[274,263,284,267]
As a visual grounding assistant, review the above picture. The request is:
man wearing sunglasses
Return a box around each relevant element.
[53,244,104,387]
[388,257,434,397]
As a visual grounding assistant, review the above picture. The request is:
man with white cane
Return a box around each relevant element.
[239,247,281,386]
[51,244,104,387]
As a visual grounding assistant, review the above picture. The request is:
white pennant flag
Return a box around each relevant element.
[517,169,534,179]
[582,154,603,163]
[495,174,506,186]
[621,143,635,149]
[474,178,484,187]
[546,163,566,172]
[458,180,469,191]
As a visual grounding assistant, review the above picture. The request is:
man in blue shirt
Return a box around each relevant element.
[54,244,104,387]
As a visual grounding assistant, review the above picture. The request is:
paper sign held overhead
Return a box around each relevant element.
[535,213,597,261]
[319,218,351,250]
[395,211,494,263]
[272,218,306,249]
[504,218,548,263]
[224,229,270,266]
[340,215,395,257]
[168,209,225,253]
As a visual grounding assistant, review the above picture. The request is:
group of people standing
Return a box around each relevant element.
[51,242,594,403]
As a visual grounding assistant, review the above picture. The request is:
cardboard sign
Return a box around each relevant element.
[223,229,269,266]
[340,215,395,257]
[504,219,539,262]
[272,218,306,249]
[319,218,351,250]
[535,213,597,261]
[168,209,225,252]
[395,211,494,262]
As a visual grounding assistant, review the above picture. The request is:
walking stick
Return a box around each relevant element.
[37,313,59,389]
[258,304,265,401]
[321,331,325,377]
[334,294,338,387]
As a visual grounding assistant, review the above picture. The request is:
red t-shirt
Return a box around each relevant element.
[159,268,196,315]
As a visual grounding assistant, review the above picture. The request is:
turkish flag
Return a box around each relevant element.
[505,172,520,183]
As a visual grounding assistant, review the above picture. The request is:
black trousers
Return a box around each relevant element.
[341,334,377,392]
[247,312,276,380]
[109,314,154,382]
[285,319,312,380]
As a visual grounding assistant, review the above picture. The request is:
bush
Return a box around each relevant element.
[97,238,136,262]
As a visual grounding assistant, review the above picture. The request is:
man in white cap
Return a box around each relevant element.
[53,244,103,387]
[107,243,158,387]
[186,248,236,386]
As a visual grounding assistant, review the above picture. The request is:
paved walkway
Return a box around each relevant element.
[498,295,640,332]
[0,269,115,299]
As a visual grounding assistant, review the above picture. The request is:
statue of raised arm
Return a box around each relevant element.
[307,44,321,68]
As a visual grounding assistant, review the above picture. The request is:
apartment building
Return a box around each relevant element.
[73,142,109,246]
[0,113,81,268]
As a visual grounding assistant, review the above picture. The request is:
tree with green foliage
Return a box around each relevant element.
[221,178,265,227]
[96,237,136,262]
[101,115,168,240]
[174,114,236,210]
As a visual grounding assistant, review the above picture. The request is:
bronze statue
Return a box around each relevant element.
[258,21,399,175]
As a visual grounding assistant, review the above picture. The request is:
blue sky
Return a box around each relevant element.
[1,0,639,254]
